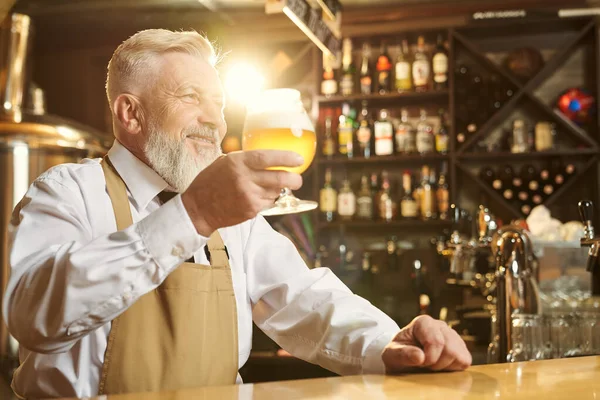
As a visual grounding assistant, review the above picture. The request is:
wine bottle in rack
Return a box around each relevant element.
[550,158,566,187]
[539,164,555,200]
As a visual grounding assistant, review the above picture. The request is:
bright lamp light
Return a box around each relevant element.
[224,62,266,105]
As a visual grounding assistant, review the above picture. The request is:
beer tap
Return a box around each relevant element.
[578,200,600,296]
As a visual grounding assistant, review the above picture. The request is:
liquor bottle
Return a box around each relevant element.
[511,120,529,154]
[340,38,356,96]
[395,39,412,92]
[356,174,373,220]
[359,43,373,95]
[395,108,415,154]
[320,168,337,222]
[338,178,356,220]
[376,42,392,94]
[356,100,372,158]
[535,121,555,152]
[321,53,338,97]
[386,235,399,272]
[436,162,450,220]
[432,34,449,91]
[322,115,335,158]
[435,108,449,154]
[419,165,436,220]
[416,109,434,155]
[370,172,380,217]
[400,171,418,219]
[377,170,396,222]
[374,109,394,156]
[338,103,354,158]
[412,36,431,92]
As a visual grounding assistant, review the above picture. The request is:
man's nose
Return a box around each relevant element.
[198,101,225,130]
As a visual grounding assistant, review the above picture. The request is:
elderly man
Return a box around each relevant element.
[2,29,471,398]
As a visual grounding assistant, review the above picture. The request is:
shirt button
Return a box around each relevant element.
[171,246,184,257]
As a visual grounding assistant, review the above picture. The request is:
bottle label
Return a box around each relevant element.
[436,189,449,213]
[401,199,418,218]
[432,53,448,83]
[357,126,372,145]
[395,128,408,152]
[338,127,353,155]
[420,191,435,218]
[321,79,338,96]
[413,60,430,87]
[435,133,448,153]
[340,74,354,96]
[338,193,356,216]
[378,71,390,90]
[320,188,337,212]
[360,76,372,94]
[322,139,335,156]
[374,122,394,156]
[395,62,411,90]
[357,196,373,218]
[416,132,434,153]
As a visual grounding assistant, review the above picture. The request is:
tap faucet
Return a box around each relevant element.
[578,200,600,296]
[489,226,541,363]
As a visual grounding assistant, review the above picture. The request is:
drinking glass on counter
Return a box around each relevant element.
[509,314,546,362]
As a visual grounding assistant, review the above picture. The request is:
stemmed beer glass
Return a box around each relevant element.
[242,88,317,216]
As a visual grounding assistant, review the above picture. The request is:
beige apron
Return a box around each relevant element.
[97,157,239,395]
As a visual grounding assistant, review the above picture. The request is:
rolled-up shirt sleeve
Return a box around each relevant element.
[2,174,207,354]
[246,216,400,375]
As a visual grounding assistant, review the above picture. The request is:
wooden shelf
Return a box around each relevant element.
[316,89,449,105]
[458,149,599,161]
[317,220,453,230]
[317,154,449,165]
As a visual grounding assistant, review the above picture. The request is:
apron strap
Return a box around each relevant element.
[206,231,229,267]
[101,156,134,230]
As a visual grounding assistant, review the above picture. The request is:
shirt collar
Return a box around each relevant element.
[106,140,169,210]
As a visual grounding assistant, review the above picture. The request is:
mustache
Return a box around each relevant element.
[183,125,220,143]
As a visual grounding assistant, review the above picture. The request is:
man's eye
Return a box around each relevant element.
[184,93,200,101]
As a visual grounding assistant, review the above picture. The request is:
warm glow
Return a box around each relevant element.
[224,62,265,105]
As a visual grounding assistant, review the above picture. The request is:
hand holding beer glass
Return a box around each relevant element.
[242,89,317,216]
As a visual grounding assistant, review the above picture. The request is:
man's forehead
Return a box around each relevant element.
[156,52,222,92]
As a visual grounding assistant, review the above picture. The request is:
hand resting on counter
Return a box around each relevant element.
[383,315,472,373]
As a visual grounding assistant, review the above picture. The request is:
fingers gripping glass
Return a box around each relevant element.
[242,89,317,216]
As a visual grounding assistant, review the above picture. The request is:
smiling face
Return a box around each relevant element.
[141,51,227,192]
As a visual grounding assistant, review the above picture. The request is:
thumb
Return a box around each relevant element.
[383,343,426,373]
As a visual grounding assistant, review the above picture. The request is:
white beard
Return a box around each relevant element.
[144,121,222,193]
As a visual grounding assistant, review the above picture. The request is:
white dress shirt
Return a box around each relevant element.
[2,140,400,399]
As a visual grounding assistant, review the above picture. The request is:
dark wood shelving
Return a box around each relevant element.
[458,148,599,161]
[316,89,449,105]
[545,156,599,207]
[317,219,453,230]
[317,154,449,165]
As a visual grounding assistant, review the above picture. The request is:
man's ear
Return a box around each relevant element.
[113,94,144,135]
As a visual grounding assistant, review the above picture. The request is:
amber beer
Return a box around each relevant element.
[243,128,316,175]
[242,90,316,175]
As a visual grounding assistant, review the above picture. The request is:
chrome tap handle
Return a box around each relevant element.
[579,200,595,240]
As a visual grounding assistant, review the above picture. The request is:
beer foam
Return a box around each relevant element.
[243,110,314,133]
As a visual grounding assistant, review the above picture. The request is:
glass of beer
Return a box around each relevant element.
[242,88,317,216]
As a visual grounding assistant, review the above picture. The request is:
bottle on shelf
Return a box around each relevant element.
[338,103,354,158]
[437,162,450,220]
[320,168,337,222]
[356,174,374,220]
[539,165,555,200]
[386,235,399,272]
[564,161,577,182]
[550,158,566,187]
[359,42,373,95]
[340,38,356,96]
[412,35,430,92]
[416,108,435,155]
[376,41,392,94]
[322,114,335,158]
[400,171,419,219]
[534,122,555,152]
[377,170,396,222]
[479,166,496,187]
[321,53,338,97]
[498,165,516,201]
[457,121,477,146]
[511,119,529,154]
[395,108,416,154]
[432,34,448,91]
[356,100,372,158]
[374,109,394,156]
[338,178,356,220]
[395,38,413,93]
[370,172,380,217]
[419,165,436,220]
[435,108,449,155]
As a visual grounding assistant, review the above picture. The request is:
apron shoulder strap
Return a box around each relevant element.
[206,231,229,267]
[101,156,134,230]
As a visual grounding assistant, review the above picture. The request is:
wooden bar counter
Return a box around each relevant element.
[25,356,590,399]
